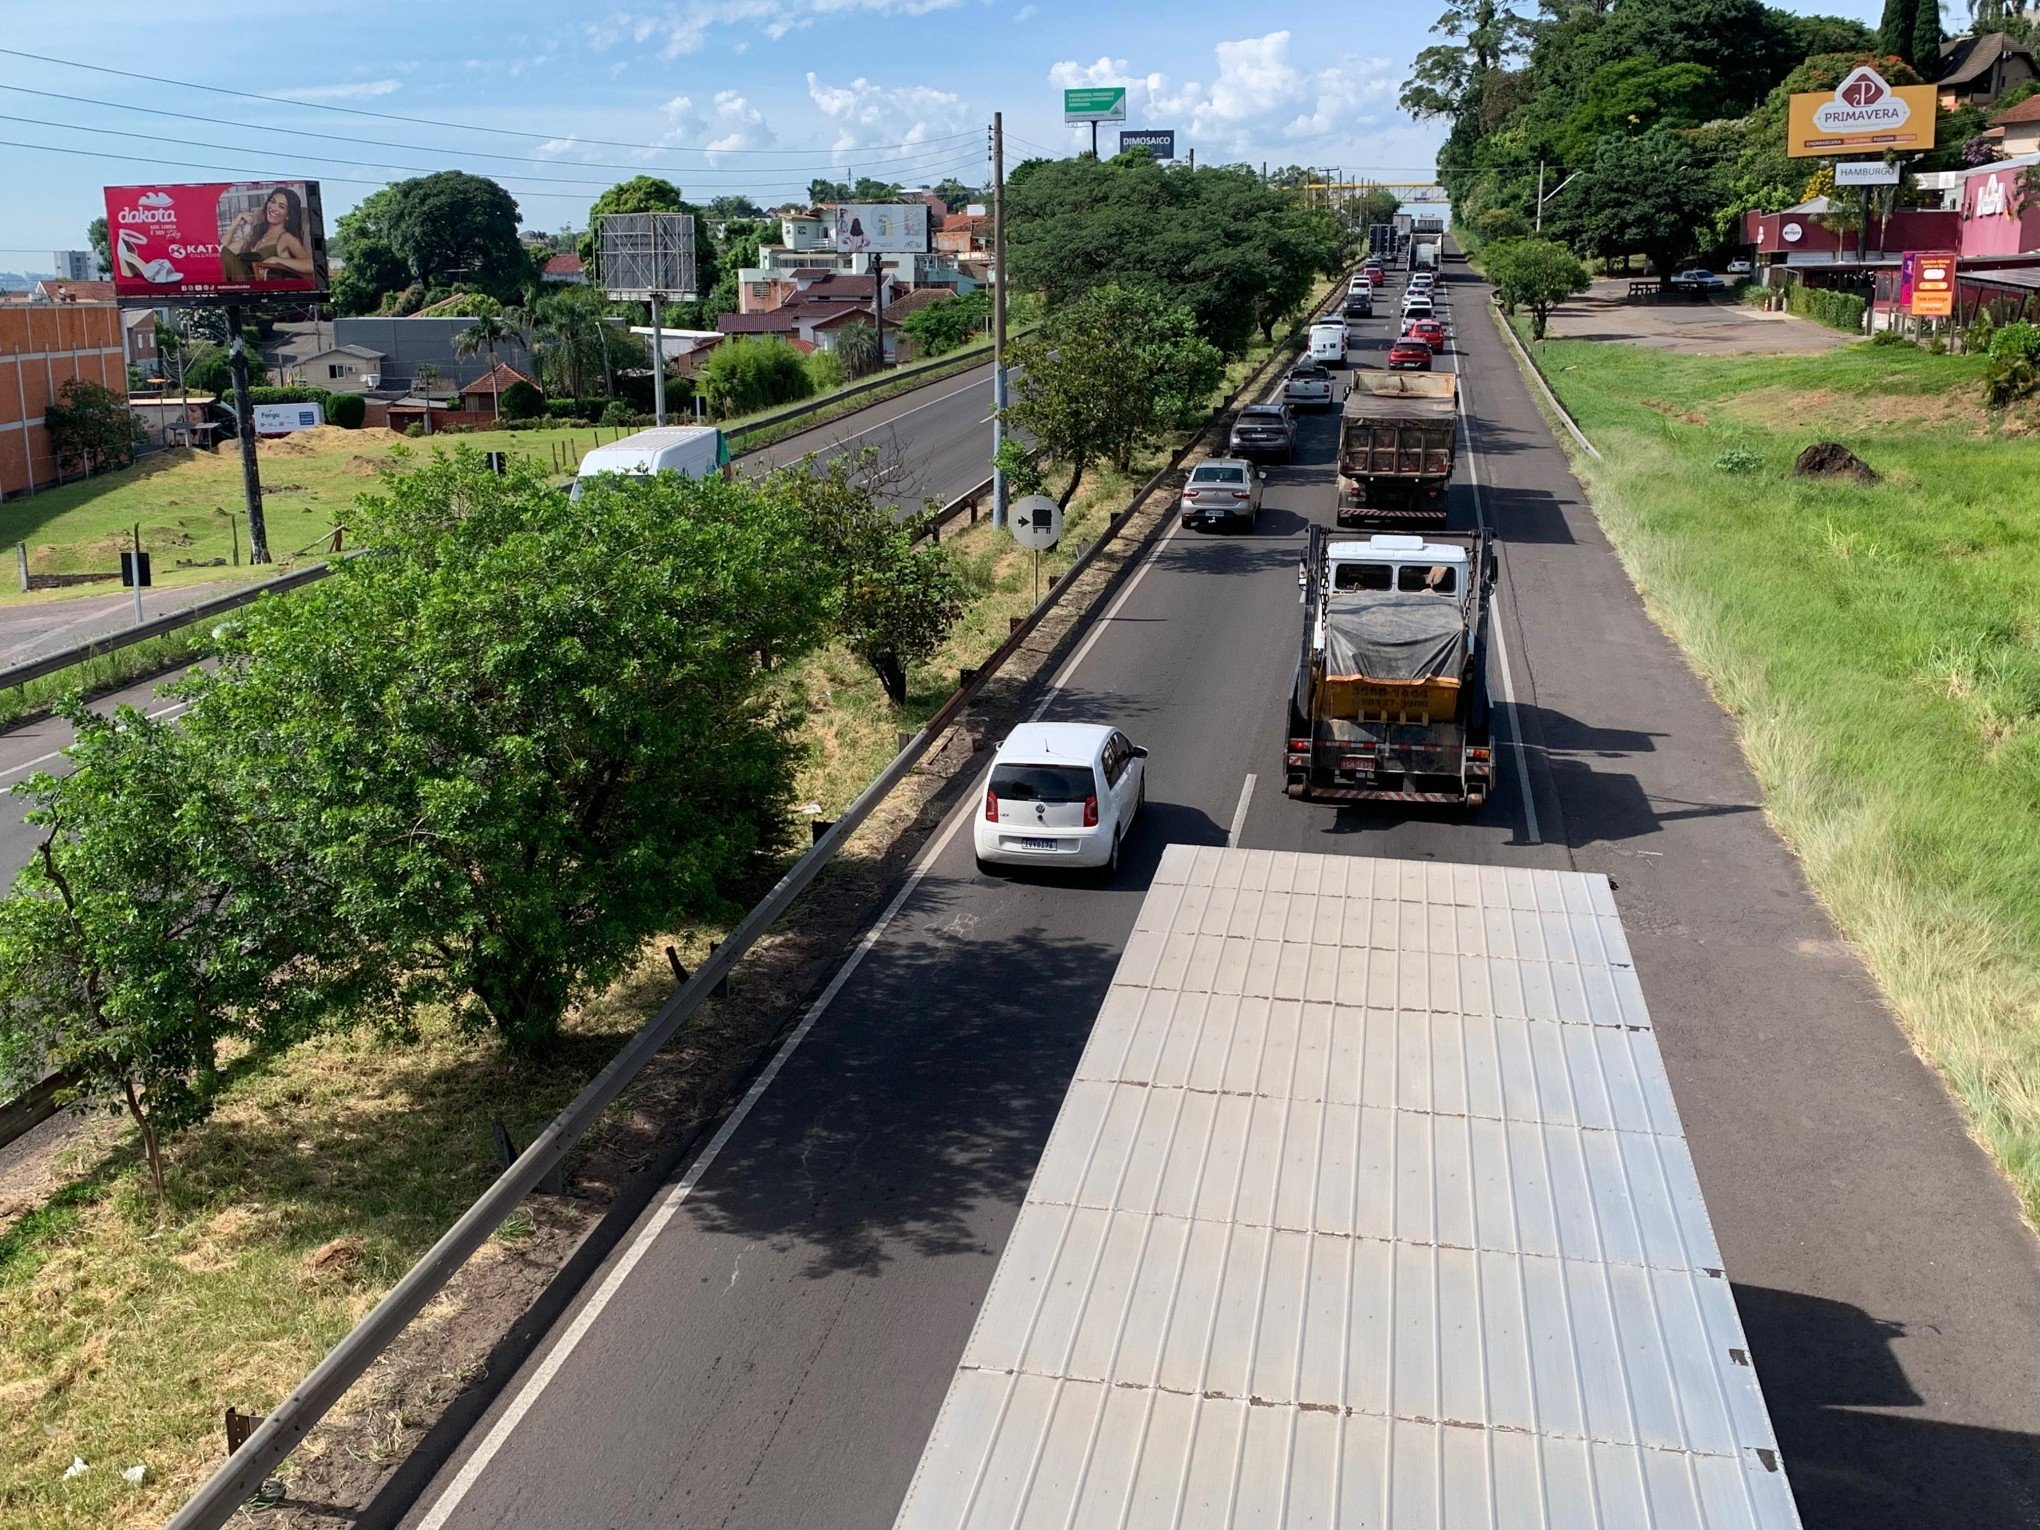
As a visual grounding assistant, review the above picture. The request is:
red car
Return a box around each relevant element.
[1363,261,1386,284]
[1403,317,1448,352]
[1387,338,1433,370]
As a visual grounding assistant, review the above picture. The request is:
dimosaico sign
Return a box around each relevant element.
[1788,66,1935,156]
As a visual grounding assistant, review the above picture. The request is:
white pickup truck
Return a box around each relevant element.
[895,846,1803,1530]
[1283,360,1335,410]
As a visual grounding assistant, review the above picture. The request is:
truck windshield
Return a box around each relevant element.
[1398,564,1457,594]
[989,764,1095,802]
[1332,563,1393,591]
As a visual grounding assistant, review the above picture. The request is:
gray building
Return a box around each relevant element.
[331,316,537,394]
[52,249,97,281]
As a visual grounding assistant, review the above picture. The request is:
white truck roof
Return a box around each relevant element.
[575,425,722,477]
[1329,533,1468,564]
[895,846,1800,1530]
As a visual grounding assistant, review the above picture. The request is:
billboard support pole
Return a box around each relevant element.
[992,111,1008,530]
[225,303,269,564]
[649,294,667,428]
[1857,184,1870,261]
[1090,120,1098,159]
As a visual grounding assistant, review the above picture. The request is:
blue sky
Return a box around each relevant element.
[0,0,1885,265]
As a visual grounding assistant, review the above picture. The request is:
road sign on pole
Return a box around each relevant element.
[1011,493,1062,604]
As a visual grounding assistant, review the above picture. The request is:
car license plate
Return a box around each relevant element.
[1019,837,1058,851]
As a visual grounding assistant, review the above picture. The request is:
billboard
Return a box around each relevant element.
[598,211,699,299]
[834,203,929,255]
[105,181,328,300]
[1910,251,1956,317]
[1834,160,1901,186]
[1118,129,1177,159]
[1064,87,1127,123]
[1788,67,1935,157]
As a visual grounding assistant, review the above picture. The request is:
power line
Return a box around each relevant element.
[0,46,983,158]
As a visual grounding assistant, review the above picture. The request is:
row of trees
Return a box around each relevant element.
[0,449,966,1202]
[1403,0,1990,273]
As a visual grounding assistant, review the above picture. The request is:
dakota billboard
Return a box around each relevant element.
[1788,67,1935,156]
[105,181,329,299]
[834,203,929,255]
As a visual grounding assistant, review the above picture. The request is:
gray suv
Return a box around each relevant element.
[1228,403,1295,463]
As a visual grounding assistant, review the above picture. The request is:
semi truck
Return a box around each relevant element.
[1285,525,1496,806]
[1337,372,1457,526]
[1411,232,1443,272]
[895,844,1804,1530]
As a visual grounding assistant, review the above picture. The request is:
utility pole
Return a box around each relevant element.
[224,302,268,563]
[872,261,885,372]
[991,110,1009,529]
[1089,120,1098,159]
[1536,161,1545,234]
[649,293,667,426]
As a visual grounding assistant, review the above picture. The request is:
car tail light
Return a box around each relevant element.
[1230,490,1249,499]
[984,790,998,821]
[1184,489,1200,499]
[1083,795,1099,827]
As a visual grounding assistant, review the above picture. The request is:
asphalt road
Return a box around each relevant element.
[392,265,2040,1529]
[0,579,239,673]
[0,364,1005,887]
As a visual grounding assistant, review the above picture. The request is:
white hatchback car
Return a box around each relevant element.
[975,722,1147,876]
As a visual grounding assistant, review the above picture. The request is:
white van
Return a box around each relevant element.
[1308,320,1348,368]
[569,425,729,501]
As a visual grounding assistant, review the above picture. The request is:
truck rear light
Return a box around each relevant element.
[984,790,998,822]
[1287,738,1310,752]
[1467,747,1492,762]
[1083,795,1099,827]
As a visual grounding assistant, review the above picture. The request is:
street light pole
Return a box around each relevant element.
[224,302,268,563]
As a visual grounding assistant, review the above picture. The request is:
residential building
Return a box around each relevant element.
[32,278,116,306]
[1937,32,2039,110]
[328,316,536,393]
[1993,93,2040,158]
[933,212,989,255]
[121,308,160,376]
[459,361,540,413]
[628,326,725,374]
[0,298,126,497]
[52,249,97,281]
[542,252,587,285]
[779,209,835,253]
[286,343,387,393]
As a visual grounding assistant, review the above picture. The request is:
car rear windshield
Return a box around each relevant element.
[1239,407,1284,421]
[1193,465,1247,484]
[990,764,1095,801]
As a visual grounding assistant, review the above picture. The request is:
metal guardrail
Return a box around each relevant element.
[163,269,1353,1529]
[1488,300,1601,461]
[723,339,1010,451]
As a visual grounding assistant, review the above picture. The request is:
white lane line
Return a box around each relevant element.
[416,781,985,1529]
[780,372,993,455]
[0,699,190,785]
[1227,774,1256,848]
[420,349,1290,1528]
[1449,338,1543,846]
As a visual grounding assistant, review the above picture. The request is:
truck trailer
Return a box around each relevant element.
[1336,372,1456,526]
[895,845,1803,1530]
[1287,526,1495,806]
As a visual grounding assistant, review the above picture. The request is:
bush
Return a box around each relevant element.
[404,422,427,438]
[327,393,366,429]
[500,379,544,420]
[1712,443,1766,474]
[1785,283,1867,333]
[599,400,637,426]
[246,385,332,406]
[1870,327,1917,347]
[1984,322,2040,406]
[695,336,816,417]
[804,348,846,394]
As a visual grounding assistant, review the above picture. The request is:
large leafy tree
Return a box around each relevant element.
[1552,125,1713,274]
[329,186,411,315]
[44,379,142,475]
[1401,0,1537,120]
[581,176,724,328]
[1483,237,1593,337]
[383,171,527,300]
[85,216,109,275]
[1005,284,1224,509]
[175,451,839,1047]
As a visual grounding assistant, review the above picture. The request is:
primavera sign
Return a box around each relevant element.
[1788,67,1935,157]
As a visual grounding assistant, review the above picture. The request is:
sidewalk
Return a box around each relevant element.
[1545,277,1852,355]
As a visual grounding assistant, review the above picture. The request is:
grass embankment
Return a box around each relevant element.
[1521,329,2040,1222]
[0,290,1317,1527]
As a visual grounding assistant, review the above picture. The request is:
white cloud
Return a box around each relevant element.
[1013,3,1035,19]
[1047,33,1395,160]
[704,89,777,161]
[805,72,973,157]
[587,0,965,61]
[275,79,401,102]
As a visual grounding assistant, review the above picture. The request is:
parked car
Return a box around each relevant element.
[1403,317,1448,352]
[1387,338,1434,371]
[975,723,1147,877]
[1669,268,1729,291]
[1284,360,1334,410]
[1178,456,1265,531]
[1726,257,1753,277]
[1228,402,1295,463]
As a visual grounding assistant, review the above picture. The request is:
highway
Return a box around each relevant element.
[0,362,1005,886]
[385,262,2040,1528]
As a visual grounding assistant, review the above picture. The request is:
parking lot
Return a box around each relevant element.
[1542,276,1854,355]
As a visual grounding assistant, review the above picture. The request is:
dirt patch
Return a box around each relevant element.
[1722,382,1983,434]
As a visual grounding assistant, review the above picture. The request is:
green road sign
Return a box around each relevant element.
[1063,86,1128,123]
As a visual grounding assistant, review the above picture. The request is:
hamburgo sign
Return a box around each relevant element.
[1788,67,1935,157]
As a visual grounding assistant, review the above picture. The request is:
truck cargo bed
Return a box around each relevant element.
[896,847,1801,1530]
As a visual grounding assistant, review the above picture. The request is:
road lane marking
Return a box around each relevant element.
[774,371,993,457]
[1449,335,1543,846]
[0,699,190,785]
[1227,774,1256,847]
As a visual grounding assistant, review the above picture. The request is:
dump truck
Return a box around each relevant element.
[894,844,1805,1530]
[1285,525,1496,806]
[1337,372,1457,526]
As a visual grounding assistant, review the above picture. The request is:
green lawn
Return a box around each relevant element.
[1522,328,2040,1223]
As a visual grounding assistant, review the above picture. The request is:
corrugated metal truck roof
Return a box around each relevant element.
[895,845,1800,1529]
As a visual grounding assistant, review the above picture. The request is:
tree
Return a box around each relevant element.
[86,216,109,276]
[1483,237,1593,337]
[809,177,850,205]
[329,185,411,315]
[175,451,839,1047]
[899,289,990,357]
[1555,126,1712,274]
[709,194,764,220]
[452,299,528,421]
[1400,0,1536,119]
[501,378,544,419]
[413,360,443,400]
[695,336,816,415]
[43,379,142,475]
[1880,0,1917,60]
[1005,285,1224,509]
[0,707,322,1205]
[529,285,615,399]
[931,178,977,212]
[834,320,883,378]
[1912,0,1944,72]
[384,172,528,300]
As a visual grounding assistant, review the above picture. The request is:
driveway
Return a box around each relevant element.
[1544,278,1854,355]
